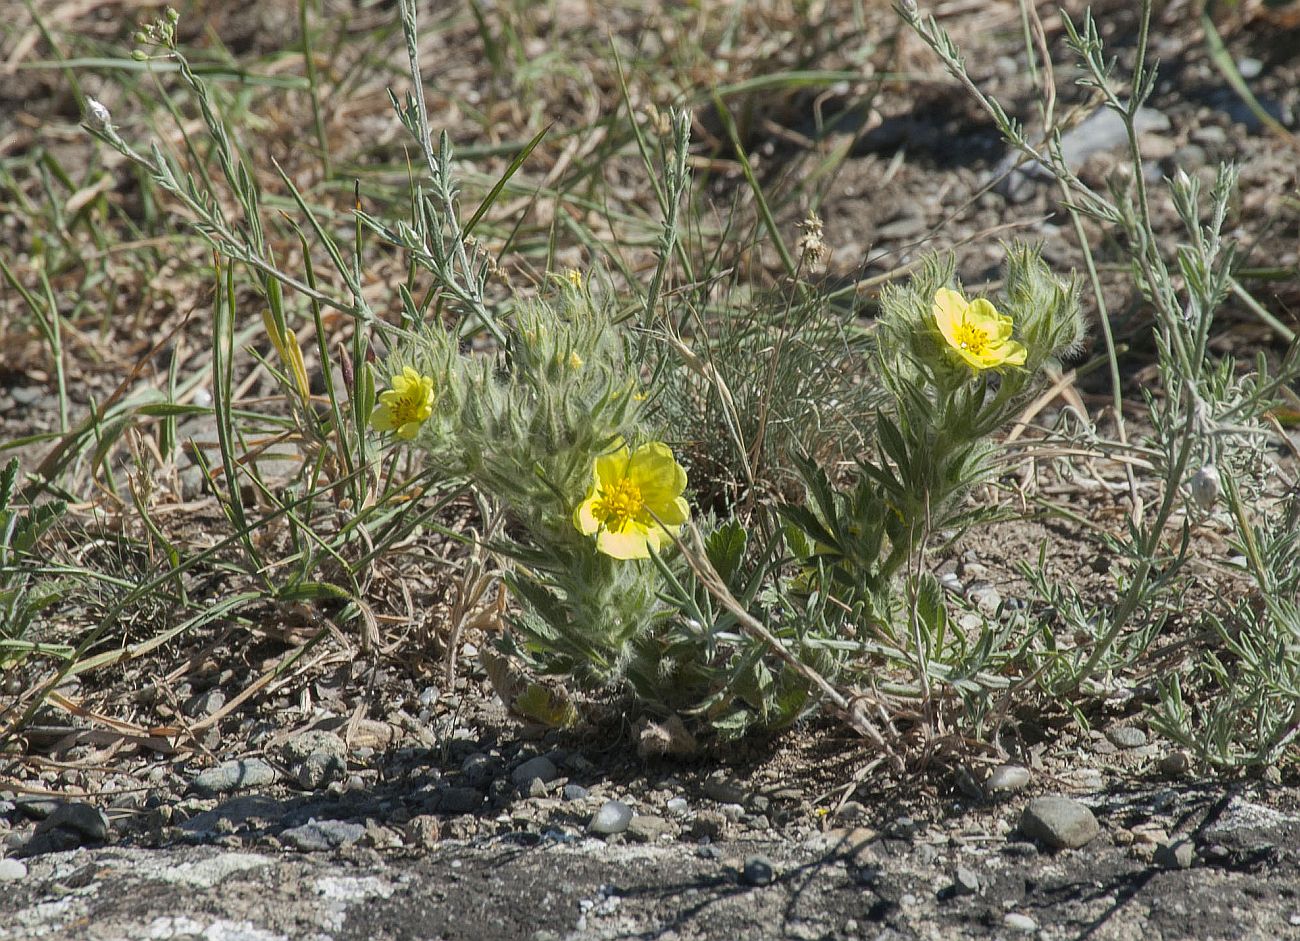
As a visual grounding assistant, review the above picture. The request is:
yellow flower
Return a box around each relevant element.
[933,288,1027,371]
[370,366,435,440]
[574,441,690,560]
[564,268,583,288]
[567,350,584,370]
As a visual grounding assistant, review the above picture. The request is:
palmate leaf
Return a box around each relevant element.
[705,519,747,586]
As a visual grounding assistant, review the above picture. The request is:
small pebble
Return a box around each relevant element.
[742,855,775,886]
[183,689,226,718]
[191,759,278,797]
[511,756,558,790]
[939,572,963,593]
[985,764,1031,796]
[404,815,441,848]
[37,803,110,843]
[1236,57,1263,79]
[1154,839,1196,870]
[281,731,347,766]
[886,816,920,840]
[589,801,633,836]
[665,797,689,817]
[1020,796,1099,850]
[1004,912,1038,933]
[703,775,746,804]
[627,815,674,844]
[1106,726,1147,749]
[563,784,590,802]
[438,787,485,815]
[1158,750,1191,776]
[280,819,365,852]
[952,866,980,895]
[0,858,27,881]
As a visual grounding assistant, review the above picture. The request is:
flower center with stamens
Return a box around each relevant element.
[953,320,989,354]
[594,478,643,531]
[387,393,425,427]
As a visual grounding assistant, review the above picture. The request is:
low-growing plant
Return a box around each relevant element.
[901,0,1300,768]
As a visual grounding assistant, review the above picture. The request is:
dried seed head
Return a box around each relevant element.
[1190,464,1220,510]
[642,103,673,138]
[796,211,828,271]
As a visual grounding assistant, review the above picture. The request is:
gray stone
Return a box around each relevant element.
[461,753,498,788]
[627,815,675,844]
[14,797,59,820]
[183,688,226,718]
[191,759,278,797]
[996,106,1170,199]
[10,386,44,406]
[1158,750,1191,776]
[298,753,346,790]
[280,819,365,852]
[875,210,927,241]
[37,802,109,843]
[563,784,589,801]
[665,797,689,817]
[511,756,558,790]
[439,787,484,815]
[1237,57,1263,79]
[1002,841,1038,857]
[690,811,726,840]
[1021,796,1099,849]
[742,855,775,886]
[952,866,980,896]
[18,827,82,857]
[703,774,746,805]
[1154,839,1196,870]
[1004,912,1038,933]
[971,586,1002,616]
[886,816,920,840]
[1106,726,1147,749]
[589,801,633,836]
[1192,125,1228,147]
[0,857,27,881]
[282,730,347,765]
[985,764,1031,796]
[403,815,441,848]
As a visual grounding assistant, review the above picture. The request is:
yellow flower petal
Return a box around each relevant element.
[656,496,691,527]
[574,441,690,560]
[594,444,631,490]
[627,442,687,505]
[597,528,652,560]
[932,289,1027,372]
[574,496,601,536]
[370,403,396,431]
[370,367,436,436]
